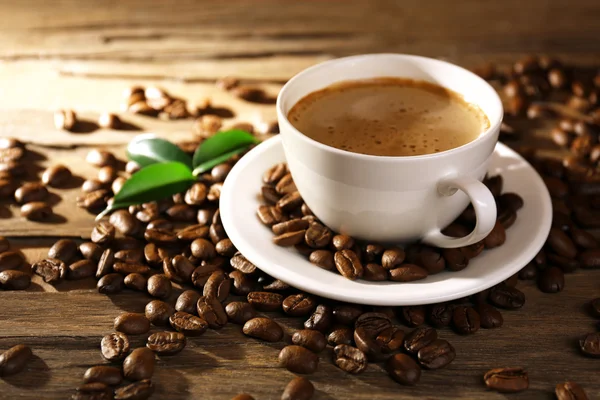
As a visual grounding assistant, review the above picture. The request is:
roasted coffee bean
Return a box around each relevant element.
[279,345,319,374]
[166,255,195,283]
[77,189,110,211]
[114,313,150,335]
[328,327,354,346]
[381,247,406,269]
[14,182,48,204]
[552,127,571,147]
[72,382,112,400]
[225,301,257,325]
[165,204,196,222]
[146,274,172,299]
[83,365,123,386]
[415,246,445,274]
[32,258,66,284]
[123,348,155,381]
[197,295,228,329]
[108,210,138,236]
[203,270,231,302]
[484,221,506,249]
[144,228,177,246]
[263,279,290,291]
[191,238,216,260]
[282,376,314,400]
[91,221,114,245]
[579,332,600,357]
[81,179,106,194]
[0,344,32,377]
[243,317,284,342]
[375,326,405,353]
[227,270,254,296]
[332,304,363,325]
[275,173,297,194]
[304,224,332,249]
[143,244,163,267]
[484,367,529,393]
[361,263,386,281]
[231,395,255,400]
[441,248,469,271]
[113,262,150,275]
[173,291,200,315]
[556,381,589,400]
[66,259,95,280]
[304,304,333,332]
[144,300,175,326]
[579,249,600,268]
[548,228,578,258]
[0,180,13,199]
[191,265,220,289]
[401,306,426,327]
[331,234,354,251]
[292,330,327,353]
[263,163,287,184]
[114,379,154,400]
[85,149,115,168]
[389,264,428,282]
[257,205,284,226]
[94,249,114,278]
[452,306,480,334]
[489,284,525,309]
[124,273,147,291]
[403,327,438,355]
[283,294,317,317]
[355,312,391,334]
[261,185,281,204]
[196,209,214,226]
[274,230,306,246]
[79,242,103,262]
[211,240,235,259]
[428,304,453,328]
[101,332,130,361]
[497,205,517,230]
[97,112,121,129]
[417,339,455,369]
[193,114,222,138]
[476,304,504,329]
[247,291,283,311]
[183,183,207,206]
[169,311,208,336]
[54,109,77,130]
[97,273,124,294]
[21,201,52,220]
[307,250,334,271]
[273,219,309,236]
[518,262,537,280]
[211,164,231,182]
[538,266,565,293]
[0,251,23,272]
[333,344,366,374]
[114,249,143,264]
[570,228,598,249]
[334,249,363,280]
[146,331,186,356]
[386,353,421,386]
[484,175,503,197]
[225,253,256,276]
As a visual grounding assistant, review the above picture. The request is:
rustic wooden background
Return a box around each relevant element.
[0,0,599,399]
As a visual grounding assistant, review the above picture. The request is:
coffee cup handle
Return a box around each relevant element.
[422,176,497,248]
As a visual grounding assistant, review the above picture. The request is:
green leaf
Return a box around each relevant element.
[192,129,258,169]
[96,161,195,220]
[192,146,249,176]
[127,134,192,169]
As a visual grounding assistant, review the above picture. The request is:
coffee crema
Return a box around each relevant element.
[287,77,490,157]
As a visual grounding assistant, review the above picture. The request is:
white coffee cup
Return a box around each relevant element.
[276,54,502,248]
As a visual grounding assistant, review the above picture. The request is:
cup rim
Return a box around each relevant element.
[276,53,503,161]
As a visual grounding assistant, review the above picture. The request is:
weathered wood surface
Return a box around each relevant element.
[0,0,599,399]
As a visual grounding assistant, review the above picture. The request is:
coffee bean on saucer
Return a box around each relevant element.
[305,223,332,248]
[273,230,306,246]
[334,249,363,280]
[484,221,506,248]
[389,264,428,282]
[276,174,297,195]
[332,344,367,374]
[385,353,421,386]
[0,344,32,376]
[282,376,314,400]
[362,263,387,281]
[443,248,469,271]
[555,381,589,400]
[263,163,287,185]
[483,367,529,393]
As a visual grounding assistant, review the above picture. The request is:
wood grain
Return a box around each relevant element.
[0,0,599,399]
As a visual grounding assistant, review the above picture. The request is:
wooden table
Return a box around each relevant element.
[1,1,599,399]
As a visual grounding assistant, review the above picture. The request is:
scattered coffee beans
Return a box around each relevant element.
[483,367,529,393]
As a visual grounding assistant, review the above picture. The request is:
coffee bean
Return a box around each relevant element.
[417,339,456,369]
[386,353,421,386]
[304,304,333,332]
[0,269,30,290]
[72,382,112,400]
[518,262,537,280]
[0,344,32,376]
[21,201,52,220]
[225,301,257,325]
[497,205,517,230]
[123,348,155,381]
[90,221,115,245]
[145,331,186,357]
[79,242,102,262]
[226,271,253,296]
[190,238,216,260]
[327,327,353,346]
[115,248,144,264]
[292,329,327,353]
[329,305,361,326]
[0,251,23,272]
[483,367,529,393]
[261,185,281,204]
[283,294,317,317]
[375,326,405,353]
[555,381,590,400]
[81,179,106,194]
[357,263,385,281]
[278,345,319,374]
[428,304,452,328]
[0,137,23,150]
[247,291,283,311]
[77,189,110,211]
[263,278,290,291]
[113,262,150,275]
[282,376,314,400]
[548,228,578,258]
[54,109,77,131]
[333,344,367,374]
[401,306,426,327]
[203,270,231,302]
[440,248,469,272]
[83,365,123,386]
[0,180,13,199]
[538,266,565,293]
[304,224,332,249]
[145,274,171,299]
[141,299,174,326]
[403,327,438,355]
[257,205,284,226]
[275,173,297,195]
[166,256,195,283]
[97,273,124,294]
[124,273,147,291]
[114,313,150,335]
[171,291,199,316]
[144,228,176,246]
[416,246,446,274]
[579,249,600,268]
[570,228,598,249]
[86,150,116,168]
[274,230,306,246]
[355,312,391,333]
[388,264,428,282]
[476,304,504,329]
[32,258,66,284]
[334,249,363,280]
[579,332,600,357]
[381,248,406,269]
[96,249,115,279]
[15,182,48,204]
[452,306,480,334]
[169,311,209,336]
[263,163,287,185]
[231,395,255,400]
[243,317,284,342]
[210,163,231,182]
[483,221,506,249]
[114,379,154,400]
[489,284,525,309]
[43,164,73,188]
[306,250,334,271]
[197,295,228,329]
[273,219,309,236]
[329,235,353,251]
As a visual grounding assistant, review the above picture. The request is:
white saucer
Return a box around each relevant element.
[220,136,552,306]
